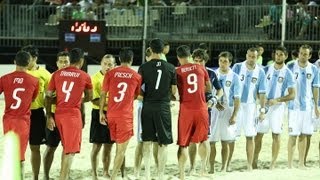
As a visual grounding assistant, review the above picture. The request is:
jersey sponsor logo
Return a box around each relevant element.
[114,72,133,79]
[181,65,197,73]
[60,71,80,78]
[251,77,257,84]
[156,61,161,67]
[278,77,284,83]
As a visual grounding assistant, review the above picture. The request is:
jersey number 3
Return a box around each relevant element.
[114,82,128,102]
[10,88,25,109]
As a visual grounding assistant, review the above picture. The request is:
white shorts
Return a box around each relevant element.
[288,109,315,136]
[209,107,237,142]
[257,103,286,134]
[236,103,257,137]
[136,101,143,142]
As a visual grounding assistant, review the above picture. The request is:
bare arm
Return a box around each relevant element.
[313,87,320,118]
[230,98,240,125]
[99,91,107,125]
[45,91,55,131]
[83,89,93,103]
[269,87,295,105]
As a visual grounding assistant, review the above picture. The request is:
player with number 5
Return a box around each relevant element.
[45,48,93,180]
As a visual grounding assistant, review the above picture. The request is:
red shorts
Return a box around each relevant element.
[107,117,133,143]
[55,108,82,154]
[3,114,30,161]
[177,106,209,147]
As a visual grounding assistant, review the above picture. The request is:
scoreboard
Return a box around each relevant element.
[59,20,106,59]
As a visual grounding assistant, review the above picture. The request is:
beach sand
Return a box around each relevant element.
[1,100,320,180]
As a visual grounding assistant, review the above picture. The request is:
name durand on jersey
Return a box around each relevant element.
[102,66,141,118]
[176,63,209,109]
[0,71,39,116]
[48,66,92,110]
[138,59,177,103]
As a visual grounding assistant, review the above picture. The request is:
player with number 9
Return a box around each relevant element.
[99,47,141,180]
[0,51,39,179]
[45,48,93,180]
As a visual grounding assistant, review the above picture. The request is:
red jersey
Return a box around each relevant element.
[0,71,39,116]
[176,64,209,109]
[102,66,141,118]
[48,66,92,109]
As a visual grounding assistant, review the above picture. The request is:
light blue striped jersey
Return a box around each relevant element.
[287,61,320,111]
[264,64,295,100]
[215,68,241,107]
[232,61,266,104]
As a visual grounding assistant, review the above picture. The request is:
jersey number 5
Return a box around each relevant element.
[10,88,25,109]
[187,73,198,93]
[62,81,74,102]
[114,82,128,102]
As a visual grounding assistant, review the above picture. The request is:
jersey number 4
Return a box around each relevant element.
[62,81,74,102]
[10,88,25,109]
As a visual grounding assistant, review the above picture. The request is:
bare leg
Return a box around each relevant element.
[298,134,307,168]
[134,142,143,178]
[221,141,229,172]
[208,142,216,174]
[304,135,311,167]
[188,143,197,175]
[178,147,188,180]
[288,136,297,168]
[157,144,168,180]
[102,143,113,178]
[60,153,75,180]
[226,142,234,172]
[111,141,129,180]
[246,137,254,171]
[43,146,57,180]
[253,133,264,169]
[90,143,102,179]
[30,145,41,180]
[143,141,152,180]
[198,140,210,176]
[270,133,280,169]
[153,142,159,169]
[21,161,25,180]
[121,156,125,178]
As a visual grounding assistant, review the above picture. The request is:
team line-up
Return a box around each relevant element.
[1,39,320,180]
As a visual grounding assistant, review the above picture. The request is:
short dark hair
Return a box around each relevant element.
[318,49,320,56]
[21,45,39,58]
[291,50,298,57]
[119,47,134,63]
[198,43,208,51]
[176,45,191,58]
[57,51,69,61]
[69,48,84,64]
[275,46,288,56]
[163,41,169,46]
[149,38,164,54]
[218,51,233,63]
[247,47,258,53]
[15,51,31,67]
[192,48,209,63]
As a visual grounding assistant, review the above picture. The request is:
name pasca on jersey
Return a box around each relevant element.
[114,72,133,78]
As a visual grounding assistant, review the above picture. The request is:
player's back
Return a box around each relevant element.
[50,66,91,110]
[105,66,141,118]
[176,63,208,109]
[139,59,176,103]
[0,71,38,116]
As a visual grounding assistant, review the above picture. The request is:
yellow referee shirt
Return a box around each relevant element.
[91,71,108,111]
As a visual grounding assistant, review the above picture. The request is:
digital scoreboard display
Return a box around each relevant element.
[59,20,106,59]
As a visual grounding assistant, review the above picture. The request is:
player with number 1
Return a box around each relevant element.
[45,48,93,180]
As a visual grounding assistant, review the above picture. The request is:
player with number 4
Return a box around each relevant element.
[45,48,93,180]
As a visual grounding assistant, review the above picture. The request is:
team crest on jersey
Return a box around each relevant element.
[307,73,312,79]
[251,77,257,84]
[278,77,284,83]
[225,81,231,87]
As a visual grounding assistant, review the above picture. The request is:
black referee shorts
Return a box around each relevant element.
[90,109,114,144]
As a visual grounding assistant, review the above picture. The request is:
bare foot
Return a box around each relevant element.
[298,164,306,169]
[188,168,195,176]
[247,164,253,171]
[269,162,275,170]
[252,161,258,169]
[226,166,232,172]
[103,172,111,178]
